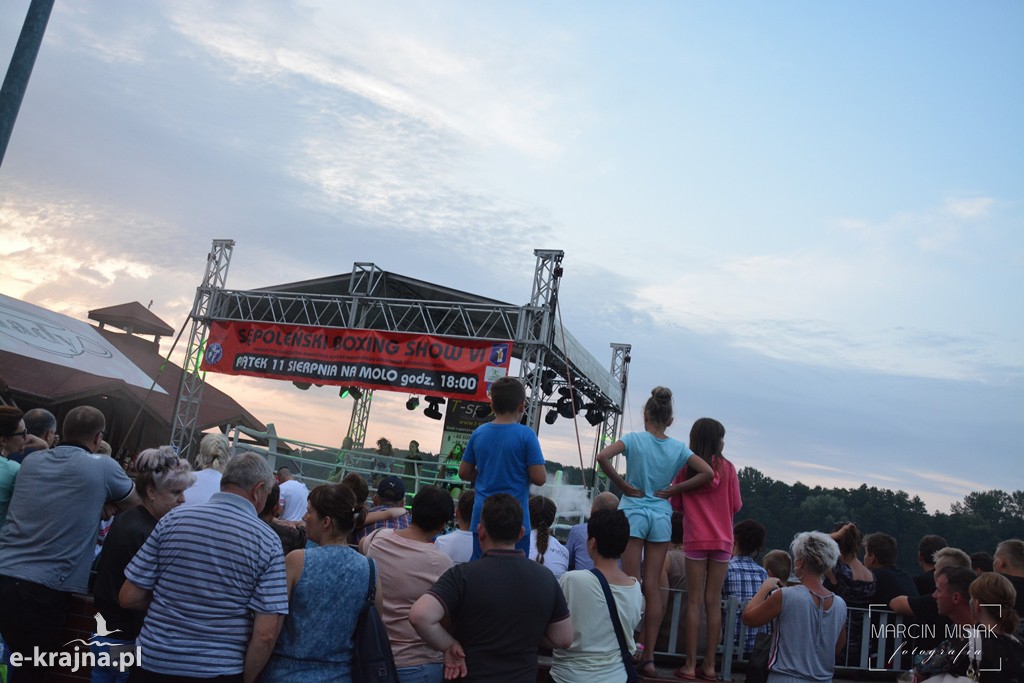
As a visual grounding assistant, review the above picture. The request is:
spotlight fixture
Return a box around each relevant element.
[406,396,420,411]
[540,369,557,395]
[545,409,559,425]
[572,392,585,412]
[339,386,363,400]
[293,381,312,391]
[556,397,575,420]
[584,406,605,426]
[423,396,446,421]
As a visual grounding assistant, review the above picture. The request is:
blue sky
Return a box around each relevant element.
[1,1,1021,514]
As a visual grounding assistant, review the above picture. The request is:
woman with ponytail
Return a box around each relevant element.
[967,572,1024,682]
[529,495,570,580]
[263,483,381,683]
[597,387,714,677]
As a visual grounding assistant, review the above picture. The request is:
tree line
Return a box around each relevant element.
[546,462,1024,575]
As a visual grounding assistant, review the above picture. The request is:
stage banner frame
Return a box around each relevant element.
[200,320,512,402]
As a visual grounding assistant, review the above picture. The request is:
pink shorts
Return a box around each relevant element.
[684,549,732,562]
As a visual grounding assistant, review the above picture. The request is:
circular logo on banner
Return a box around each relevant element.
[205,343,224,365]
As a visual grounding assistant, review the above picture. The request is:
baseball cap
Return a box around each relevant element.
[377,476,406,502]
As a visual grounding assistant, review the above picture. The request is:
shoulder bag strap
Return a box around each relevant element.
[590,568,635,677]
[364,558,376,612]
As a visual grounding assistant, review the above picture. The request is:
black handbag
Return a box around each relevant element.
[352,558,400,683]
[745,629,774,683]
[590,568,641,683]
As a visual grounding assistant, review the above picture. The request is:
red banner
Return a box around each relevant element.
[200,321,512,401]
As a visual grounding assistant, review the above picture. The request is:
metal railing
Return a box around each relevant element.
[655,591,908,680]
[227,425,470,501]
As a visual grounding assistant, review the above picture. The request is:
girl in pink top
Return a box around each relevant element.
[670,417,742,681]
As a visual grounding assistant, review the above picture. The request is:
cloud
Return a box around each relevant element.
[781,460,848,474]
[625,195,1018,382]
[164,2,569,159]
[0,185,201,323]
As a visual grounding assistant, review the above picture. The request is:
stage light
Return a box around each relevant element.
[558,386,573,399]
[340,386,363,400]
[406,396,420,411]
[540,369,557,395]
[423,396,445,421]
[556,398,575,419]
[584,407,605,426]
[293,381,312,391]
[545,409,558,425]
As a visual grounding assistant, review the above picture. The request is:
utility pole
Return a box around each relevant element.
[0,0,55,167]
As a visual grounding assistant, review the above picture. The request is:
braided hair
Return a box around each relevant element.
[529,495,557,565]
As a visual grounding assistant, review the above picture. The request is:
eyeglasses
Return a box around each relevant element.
[9,430,27,438]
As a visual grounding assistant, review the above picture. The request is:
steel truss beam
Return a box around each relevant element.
[346,389,373,448]
[212,290,520,341]
[517,250,564,431]
[591,343,631,491]
[171,239,235,460]
[175,241,626,445]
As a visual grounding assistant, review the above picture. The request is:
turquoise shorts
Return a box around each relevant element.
[623,506,672,543]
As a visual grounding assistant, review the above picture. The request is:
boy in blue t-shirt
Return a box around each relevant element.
[459,377,547,559]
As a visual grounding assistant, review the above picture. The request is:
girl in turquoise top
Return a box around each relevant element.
[597,386,713,677]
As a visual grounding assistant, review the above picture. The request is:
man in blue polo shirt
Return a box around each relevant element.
[0,405,139,681]
[120,452,288,682]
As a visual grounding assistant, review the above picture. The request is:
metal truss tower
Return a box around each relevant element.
[516,250,564,431]
[346,390,373,448]
[171,239,235,460]
[591,343,631,491]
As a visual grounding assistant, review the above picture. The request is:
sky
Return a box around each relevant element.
[1,1,1021,515]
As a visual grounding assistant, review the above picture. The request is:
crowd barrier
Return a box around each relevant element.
[654,590,907,680]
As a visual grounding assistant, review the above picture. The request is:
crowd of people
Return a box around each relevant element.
[1,384,1023,683]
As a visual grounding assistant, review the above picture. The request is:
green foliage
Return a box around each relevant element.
[548,462,1024,576]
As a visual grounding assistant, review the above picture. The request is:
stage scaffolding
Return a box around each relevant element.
[172,242,631,477]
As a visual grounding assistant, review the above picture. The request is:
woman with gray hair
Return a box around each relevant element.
[183,432,231,506]
[742,531,848,682]
[92,446,194,682]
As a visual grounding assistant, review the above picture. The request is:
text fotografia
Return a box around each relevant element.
[9,646,141,672]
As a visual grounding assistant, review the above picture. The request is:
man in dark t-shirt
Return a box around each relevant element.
[994,539,1024,622]
[913,534,947,596]
[864,532,919,669]
[410,493,572,682]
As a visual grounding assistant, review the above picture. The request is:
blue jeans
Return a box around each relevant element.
[397,662,443,683]
[90,636,136,683]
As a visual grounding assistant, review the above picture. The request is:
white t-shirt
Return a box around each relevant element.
[434,528,473,564]
[182,468,221,506]
[529,530,570,580]
[278,478,310,522]
[550,570,643,683]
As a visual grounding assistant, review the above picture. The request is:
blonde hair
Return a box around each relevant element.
[197,433,231,470]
